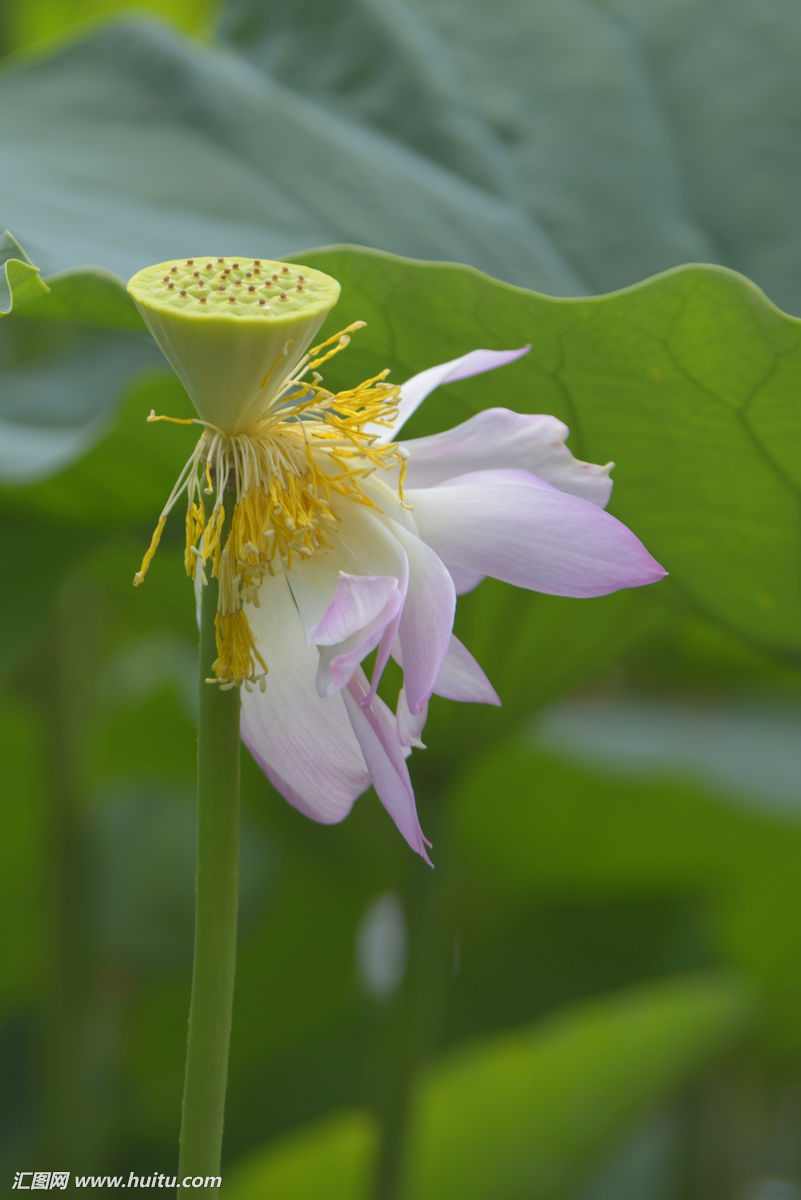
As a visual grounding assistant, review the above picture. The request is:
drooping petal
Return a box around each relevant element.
[344,671,432,865]
[387,519,456,715]
[408,469,666,597]
[240,573,370,824]
[314,575,404,696]
[370,347,530,443]
[434,635,500,705]
[400,408,613,506]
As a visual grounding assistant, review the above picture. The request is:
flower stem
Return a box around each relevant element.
[178,572,241,1194]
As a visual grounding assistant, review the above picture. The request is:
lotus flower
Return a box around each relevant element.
[128,257,664,863]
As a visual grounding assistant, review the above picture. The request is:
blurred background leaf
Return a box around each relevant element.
[222,973,751,1200]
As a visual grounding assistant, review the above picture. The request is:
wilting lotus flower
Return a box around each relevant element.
[129,256,664,863]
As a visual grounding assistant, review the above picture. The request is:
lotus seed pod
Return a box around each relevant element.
[127,257,341,432]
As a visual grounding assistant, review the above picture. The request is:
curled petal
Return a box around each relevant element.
[372,346,530,442]
[314,575,404,697]
[288,503,410,696]
[240,574,369,824]
[344,671,432,865]
[311,573,400,646]
[408,469,666,598]
[400,408,612,506]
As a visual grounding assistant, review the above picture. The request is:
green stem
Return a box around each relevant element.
[178,575,241,1195]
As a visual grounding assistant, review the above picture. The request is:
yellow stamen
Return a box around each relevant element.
[136,328,405,688]
[147,410,201,426]
[210,610,268,691]
[134,514,167,586]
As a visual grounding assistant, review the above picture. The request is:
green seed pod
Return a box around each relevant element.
[127,256,341,433]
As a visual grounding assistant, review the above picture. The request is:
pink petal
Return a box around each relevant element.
[240,574,370,824]
[408,469,666,597]
[434,635,500,705]
[371,346,530,442]
[387,519,456,715]
[400,408,612,506]
[449,564,486,595]
[344,672,432,865]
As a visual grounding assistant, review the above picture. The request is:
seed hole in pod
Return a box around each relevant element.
[228,296,235,303]
[186,259,194,265]
[280,293,287,300]
[162,276,169,283]
[168,283,174,289]
[199,297,207,304]
[180,290,187,296]
[248,286,256,292]
[245,272,252,278]
[232,263,239,269]
[218,286,226,292]
[217,257,224,263]
[298,275,304,281]
[297,285,303,292]
[205,263,213,270]
[281,266,289,273]
[258,299,266,306]
[254,259,262,266]
[170,266,178,273]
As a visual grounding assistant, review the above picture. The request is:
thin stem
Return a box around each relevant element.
[178,570,241,1195]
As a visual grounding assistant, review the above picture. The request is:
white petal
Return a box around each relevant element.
[400,408,612,506]
[408,469,666,598]
[370,347,530,442]
[240,574,370,824]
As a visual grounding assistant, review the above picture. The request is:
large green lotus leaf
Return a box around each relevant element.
[218,0,801,312]
[223,974,749,1200]
[0,314,159,484]
[293,246,801,659]
[0,18,577,294]
[217,0,514,200]
[4,244,800,661]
